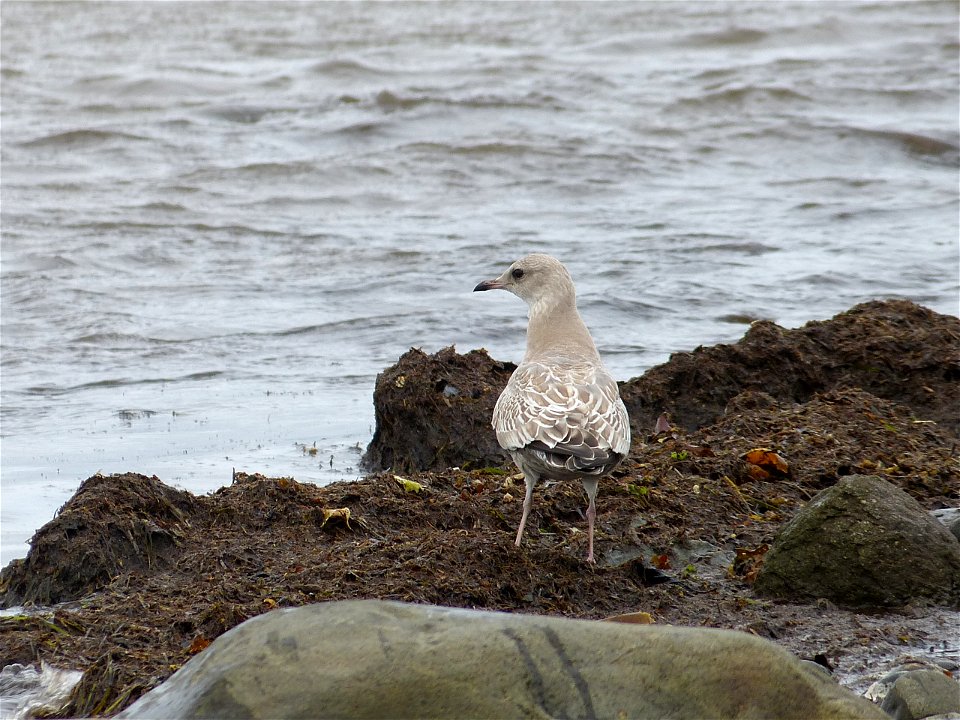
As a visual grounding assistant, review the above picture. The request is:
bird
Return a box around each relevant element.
[474,253,631,563]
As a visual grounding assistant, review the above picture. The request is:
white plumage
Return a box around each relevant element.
[474,253,631,562]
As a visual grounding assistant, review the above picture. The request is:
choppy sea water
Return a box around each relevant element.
[1,1,957,565]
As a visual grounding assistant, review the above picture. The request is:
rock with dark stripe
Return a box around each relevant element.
[118,600,888,720]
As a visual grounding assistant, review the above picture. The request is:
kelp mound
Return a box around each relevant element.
[620,299,960,435]
[1,474,195,606]
[362,346,515,472]
[362,300,959,476]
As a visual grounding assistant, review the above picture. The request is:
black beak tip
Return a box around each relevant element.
[474,280,492,292]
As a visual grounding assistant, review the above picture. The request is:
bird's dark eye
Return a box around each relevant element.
[511,268,524,279]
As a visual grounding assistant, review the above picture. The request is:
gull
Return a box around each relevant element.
[474,253,631,563]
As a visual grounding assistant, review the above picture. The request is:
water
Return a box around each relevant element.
[0,661,82,720]
[2,1,957,566]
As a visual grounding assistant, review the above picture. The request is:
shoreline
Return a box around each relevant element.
[1,299,958,717]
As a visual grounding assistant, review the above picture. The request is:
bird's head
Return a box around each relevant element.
[473,253,576,310]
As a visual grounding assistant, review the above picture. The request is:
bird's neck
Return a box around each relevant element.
[524,297,600,363]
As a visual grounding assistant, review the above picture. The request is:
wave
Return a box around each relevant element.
[402,140,546,158]
[201,105,279,124]
[844,127,959,161]
[267,315,409,339]
[682,27,768,47]
[18,129,150,148]
[374,90,431,112]
[767,176,883,189]
[309,58,393,78]
[132,202,189,212]
[676,241,780,256]
[66,314,410,351]
[24,254,79,270]
[180,161,333,183]
[372,89,559,113]
[69,332,183,346]
[583,296,666,317]
[81,77,220,98]
[331,120,390,137]
[214,161,319,177]
[794,273,858,287]
[671,86,812,110]
[62,219,285,237]
[25,371,225,397]
[716,312,766,325]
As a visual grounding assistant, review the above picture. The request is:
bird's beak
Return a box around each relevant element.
[473,278,504,292]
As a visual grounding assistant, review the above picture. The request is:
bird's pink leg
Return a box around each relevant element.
[585,498,596,564]
[515,475,535,546]
[582,478,599,564]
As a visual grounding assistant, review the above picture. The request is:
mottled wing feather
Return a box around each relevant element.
[493,361,630,478]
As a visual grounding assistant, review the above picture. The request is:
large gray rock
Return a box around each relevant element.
[755,475,960,608]
[880,669,960,720]
[119,599,886,720]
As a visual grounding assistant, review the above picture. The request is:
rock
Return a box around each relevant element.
[881,669,960,720]
[800,659,836,682]
[754,475,960,608]
[118,599,887,720]
[620,299,960,436]
[0,473,196,606]
[361,346,515,472]
[866,660,960,706]
[932,508,960,543]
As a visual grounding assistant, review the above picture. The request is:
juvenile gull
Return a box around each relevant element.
[474,254,631,563]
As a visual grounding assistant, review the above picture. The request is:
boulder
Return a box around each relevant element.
[754,475,960,608]
[880,669,960,720]
[865,659,959,706]
[118,599,887,720]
